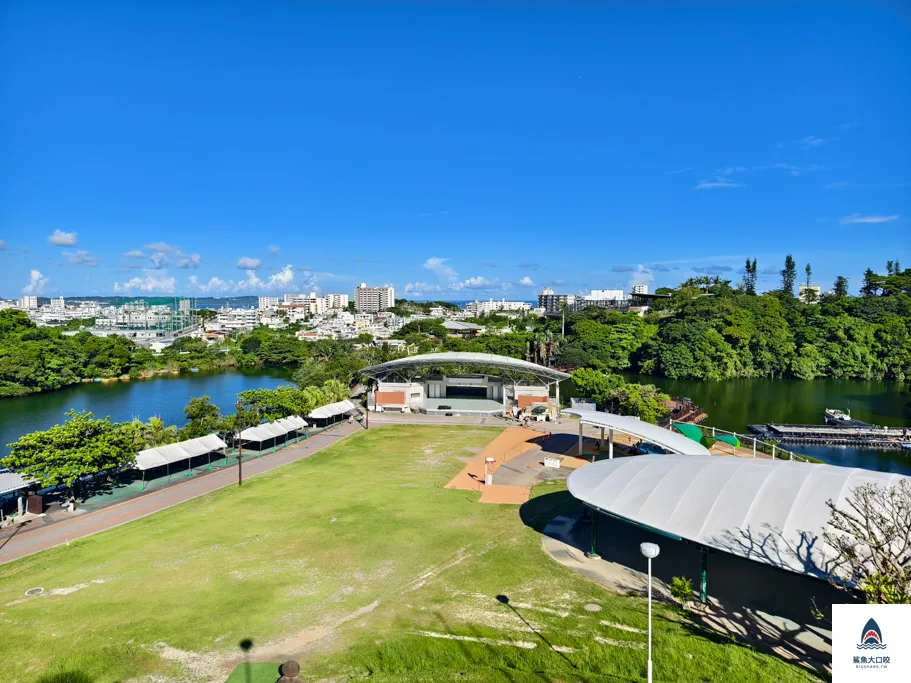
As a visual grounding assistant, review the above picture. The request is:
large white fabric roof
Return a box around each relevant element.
[567,454,911,579]
[239,415,307,442]
[562,408,711,456]
[0,471,34,496]
[309,399,357,419]
[134,434,227,471]
[361,352,570,383]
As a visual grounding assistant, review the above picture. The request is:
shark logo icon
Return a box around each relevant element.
[857,618,887,650]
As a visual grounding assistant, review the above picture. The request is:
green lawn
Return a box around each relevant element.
[1,426,822,682]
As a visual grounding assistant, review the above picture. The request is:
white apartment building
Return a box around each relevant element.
[355,284,395,313]
[631,284,648,295]
[210,307,260,332]
[18,296,39,310]
[464,298,531,315]
[324,293,349,310]
[258,296,280,310]
[178,299,192,312]
[50,297,65,310]
[585,289,625,301]
[283,292,327,315]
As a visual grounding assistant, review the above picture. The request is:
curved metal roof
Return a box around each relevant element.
[361,352,570,383]
[567,454,910,579]
[562,408,711,456]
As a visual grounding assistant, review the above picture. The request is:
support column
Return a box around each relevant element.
[555,382,560,413]
[752,438,756,458]
[600,427,605,449]
[578,420,583,457]
[700,547,708,603]
[608,428,614,459]
[586,508,600,559]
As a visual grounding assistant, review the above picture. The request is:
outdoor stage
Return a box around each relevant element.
[419,397,505,416]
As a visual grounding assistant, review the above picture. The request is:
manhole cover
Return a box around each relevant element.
[25,588,44,596]
[584,603,602,612]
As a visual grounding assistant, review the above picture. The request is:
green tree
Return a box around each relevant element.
[608,383,670,423]
[182,395,223,438]
[780,254,797,296]
[222,400,261,486]
[2,410,136,497]
[570,368,622,408]
[833,275,849,299]
[861,268,880,296]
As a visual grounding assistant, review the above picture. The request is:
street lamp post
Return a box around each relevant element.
[640,542,660,683]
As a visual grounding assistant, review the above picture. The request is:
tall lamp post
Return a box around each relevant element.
[640,542,660,683]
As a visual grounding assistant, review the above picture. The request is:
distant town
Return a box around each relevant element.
[0,283,664,351]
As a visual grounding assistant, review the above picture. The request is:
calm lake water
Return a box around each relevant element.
[0,368,295,457]
[564,374,911,475]
[2,369,909,474]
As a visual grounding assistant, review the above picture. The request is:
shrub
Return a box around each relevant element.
[670,576,694,610]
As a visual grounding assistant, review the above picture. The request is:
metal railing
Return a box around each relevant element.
[668,419,818,463]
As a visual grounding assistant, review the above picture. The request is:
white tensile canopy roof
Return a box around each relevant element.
[134,434,228,471]
[361,352,570,383]
[0,471,35,496]
[567,454,911,579]
[309,399,357,420]
[239,415,308,443]
[562,408,711,456]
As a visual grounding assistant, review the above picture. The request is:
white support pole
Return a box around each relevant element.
[608,428,614,459]
[711,426,716,437]
[772,444,777,460]
[647,556,653,683]
[752,438,756,458]
[600,427,605,449]
[578,420,583,457]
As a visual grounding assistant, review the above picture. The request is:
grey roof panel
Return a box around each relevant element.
[361,352,570,383]
[562,408,712,456]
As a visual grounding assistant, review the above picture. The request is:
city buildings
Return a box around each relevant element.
[258,296,280,310]
[18,296,39,310]
[355,284,395,313]
[632,284,648,295]
[464,298,530,315]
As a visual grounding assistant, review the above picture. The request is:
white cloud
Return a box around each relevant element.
[22,269,49,295]
[48,230,78,246]
[175,252,201,269]
[150,252,169,269]
[840,213,900,225]
[779,135,829,149]
[694,176,744,190]
[189,275,231,294]
[661,167,691,175]
[145,241,178,252]
[267,264,294,289]
[268,244,280,254]
[113,273,176,293]
[423,257,458,282]
[756,162,827,177]
[518,276,535,287]
[404,282,442,294]
[717,166,747,175]
[122,250,146,258]
[236,256,261,269]
[452,276,496,291]
[63,250,99,266]
[627,264,654,292]
[0,240,9,251]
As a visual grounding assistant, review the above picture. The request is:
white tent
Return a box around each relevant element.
[567,454,911,579]
[561,408,711,456]
[308,400,357,420]
[134,435,228,471]
[0,471,34,496]
[239,415,307,443]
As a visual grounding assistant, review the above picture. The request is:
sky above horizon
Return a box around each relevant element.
[1,1,909,300]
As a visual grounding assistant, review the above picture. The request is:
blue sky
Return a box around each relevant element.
[1,1,909,300]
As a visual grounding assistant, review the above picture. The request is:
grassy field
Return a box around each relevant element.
[0,425,822,682]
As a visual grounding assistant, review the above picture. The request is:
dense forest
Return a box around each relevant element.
[1,260,909,399]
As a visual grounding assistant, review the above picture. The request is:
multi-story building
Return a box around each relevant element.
[258,296,280,310]
[355,284,395,313]
[283,292,327,315]
[631,284,648,295]
[178,299,192,313]
[464,299,530,316]
[324,293,349,310]
[537,288,574,313]
[18,296,39,310]
[798,284,822,303]
[50,297,66,310]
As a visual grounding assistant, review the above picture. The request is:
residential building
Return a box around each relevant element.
[632,284,648,295]
[178,299,191,313]
[355,283,395,313]
[324,293,349,310]
[798,284,822,303]
[283,292,327,315]
[464,298,531,315]
[537,288,574,313]
[50,297,65,310]
[18,296,39,310]
[258,296,280,310]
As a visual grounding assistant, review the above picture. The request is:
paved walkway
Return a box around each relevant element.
[0,422,362,566]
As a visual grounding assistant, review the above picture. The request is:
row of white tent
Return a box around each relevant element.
[239,415,308,443]
[308,399,358,420]
[134,434,229,471]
